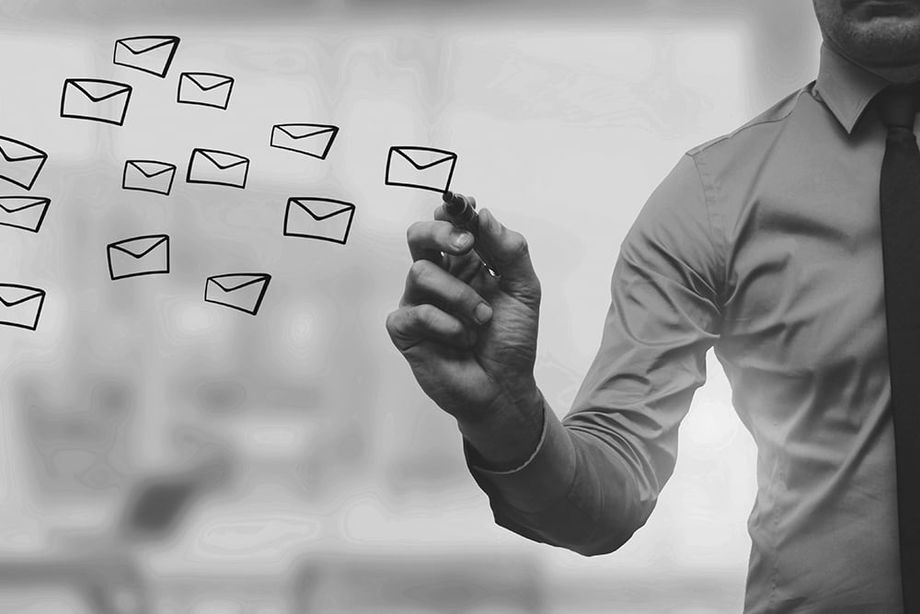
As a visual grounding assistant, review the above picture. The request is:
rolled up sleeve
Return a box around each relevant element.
[464,153,725,555]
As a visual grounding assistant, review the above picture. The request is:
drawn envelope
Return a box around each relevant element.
[385,146,457,193]
[0,196,50,233]
[122,160,176,196]
[113,35,180,78]
[270,124,339,159]
[60,78,133,126]
[283,197,355,245]
[177,72,234,110]
[0,136,47,190]
[205,273,271,315]
[186,149,249,189]
[0,284,46,331]
[107,234,170,280]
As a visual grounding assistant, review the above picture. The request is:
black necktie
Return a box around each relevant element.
[878,84,920,609]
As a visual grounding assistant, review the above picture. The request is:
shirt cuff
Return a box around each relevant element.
[462,401,577,514]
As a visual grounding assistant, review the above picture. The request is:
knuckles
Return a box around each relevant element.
[407,259,433,287]
[406,221,427,245]
[384,304,438,342]
[504,230,529,259]
[384,309,404,338]
[407,220,450,250]
[411,303,438,328]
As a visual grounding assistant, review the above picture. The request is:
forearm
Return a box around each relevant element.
[461,394,650,556]
[457,153,722,557]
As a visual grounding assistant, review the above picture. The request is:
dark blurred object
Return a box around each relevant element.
[0,437,233,613]
[118,443,232,541]
[292,552,545,613]
[128,478,197,536]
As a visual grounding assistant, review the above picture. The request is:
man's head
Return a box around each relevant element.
[814,0,920,76]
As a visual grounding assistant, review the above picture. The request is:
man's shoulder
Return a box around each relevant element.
[687,84,813,160]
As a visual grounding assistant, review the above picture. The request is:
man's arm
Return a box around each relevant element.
[387,153,724,556]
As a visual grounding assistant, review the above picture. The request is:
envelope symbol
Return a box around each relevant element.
[186,149,249,189]
[0,136,48,190]
[205,273,271,315]
[107,234,170,280]
[284,197,355,245]
[113,35,180,78]
[270,124,339,159]
[0,196,51,233]
[385,146,457,193]
[177,72,234,110]
[0,284,46,331]
[60,78,133,126]
[122,160,177,196]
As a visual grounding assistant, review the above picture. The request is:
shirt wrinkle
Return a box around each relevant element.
[687,152,729,316]
[464,39,903,613]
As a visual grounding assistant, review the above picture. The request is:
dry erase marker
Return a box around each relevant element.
[442,190,499,276]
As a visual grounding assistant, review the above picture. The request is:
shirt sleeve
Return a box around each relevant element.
[463,153,725,555]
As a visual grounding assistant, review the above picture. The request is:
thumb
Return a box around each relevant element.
[476,208,541,303]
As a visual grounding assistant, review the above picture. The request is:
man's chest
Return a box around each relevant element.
[714,143,890,383]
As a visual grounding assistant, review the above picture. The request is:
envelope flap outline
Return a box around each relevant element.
[68,79,132,102]
[117,36,178,54]
[127,161,176,178]
[275,124,336,139]
[196,149,248,170]
[109,235,168,258]
[290,198,353,221]
[0,137,47,163]
[208,274,270,292]
[393,147,456,170]
[183,73,233,91]
[0,197,49,213]
[0,285,44,308]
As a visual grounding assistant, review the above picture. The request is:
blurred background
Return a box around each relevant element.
[0,1,820,612]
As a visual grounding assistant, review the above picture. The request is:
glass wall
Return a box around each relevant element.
[0,1,820,612]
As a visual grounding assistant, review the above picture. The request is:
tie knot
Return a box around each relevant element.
[878,84,920,130]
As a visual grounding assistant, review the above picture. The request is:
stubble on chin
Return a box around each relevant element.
[826,10,920,68]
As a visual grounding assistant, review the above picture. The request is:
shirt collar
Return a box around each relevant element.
[814,43,890,134]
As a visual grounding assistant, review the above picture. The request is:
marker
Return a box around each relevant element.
[442,190,499,276]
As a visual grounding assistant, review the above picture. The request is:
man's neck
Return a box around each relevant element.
[864,63,920,83]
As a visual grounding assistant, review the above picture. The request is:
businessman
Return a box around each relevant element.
[387,1,920,610]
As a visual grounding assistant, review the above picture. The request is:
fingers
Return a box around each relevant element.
[407,219,475,264]
[432,196,476,223]
[474,208,541,302]
[401,259,493,326]
[389,257,493,353]
[386,303,478,352]
[433,203,450,222]
[401,201,540,321]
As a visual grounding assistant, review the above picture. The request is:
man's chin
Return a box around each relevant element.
[834,17,920,67]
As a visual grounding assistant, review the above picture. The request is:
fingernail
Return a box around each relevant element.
[474,302,493,325]
[451,231,473,250]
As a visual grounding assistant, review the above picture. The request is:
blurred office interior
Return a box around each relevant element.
[0,0,819,612]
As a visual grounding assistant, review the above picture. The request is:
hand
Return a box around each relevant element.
[386,203,544,461]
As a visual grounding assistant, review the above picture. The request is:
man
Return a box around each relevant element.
[386,1,920,610]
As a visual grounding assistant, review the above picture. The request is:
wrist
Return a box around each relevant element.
[458,384,545,471]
